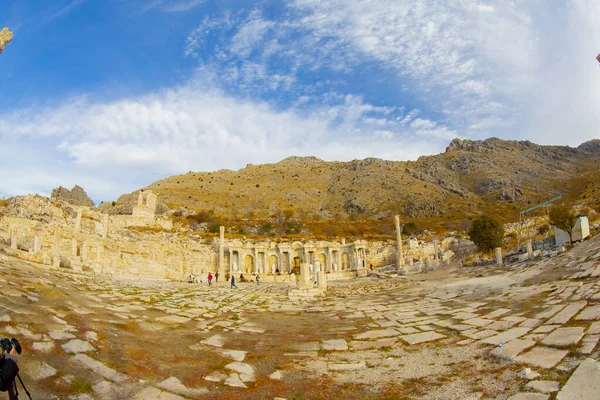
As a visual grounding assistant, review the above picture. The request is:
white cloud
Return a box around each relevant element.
[0,85,451,202]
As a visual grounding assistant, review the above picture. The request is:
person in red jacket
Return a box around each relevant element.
[207,272,213,286]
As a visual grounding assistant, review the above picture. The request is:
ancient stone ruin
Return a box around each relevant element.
[0,193,455,284]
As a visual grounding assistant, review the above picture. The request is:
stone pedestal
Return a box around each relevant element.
[495,247,503,265]
[526,239,533,260]
[317,270,327,290]
[299,263,312,289]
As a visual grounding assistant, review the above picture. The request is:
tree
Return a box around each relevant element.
[549,204,577,244]
[468,216,504,252]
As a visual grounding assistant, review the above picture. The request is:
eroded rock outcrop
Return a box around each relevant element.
[0,27,13,54]
[51,185,95,208]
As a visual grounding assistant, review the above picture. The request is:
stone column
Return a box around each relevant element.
[327,249,333,272]
[75,208,82,232]
[313,261,320,282]
[317,270,327,290]
[299,263,312,289]
[394,215,405,272]
[33,234,42,254]
[81,241,88,261]
[219,226,225,275]
[433,239,439,266]
[10,226,17,250]
[103,214,109,239]
[526,239,533,260]
[495,247,503,265]
[52,231,60,268]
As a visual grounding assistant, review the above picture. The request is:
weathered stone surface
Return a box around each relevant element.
[575,304,600,320]
[222,349,247,361]
[49,331,76,340]
[490,339,535,360]
[525,380,560,394]
[557,358,600,399]
[32,341,55,352]
[51,185,95,207]
[353,329,397,340]
[322,339,348,351]
[62,339,95,353]
[579,334,599,354]
[349,338,397,350]
[157,376,208,397]
[26,360,57,380]
[155,315,190,324]
[514,346,569,369]
[0,27,13,54]
[224,373,247,388]
[200,334,224,347]
[399,331,445,345]
[74,354,127,382]
[587,321,600,334]
[546,302,586,325]
[541,327,585,347]
[328,361,367,371]
[225,362,255,381]
[507,394,549,400]
[480,327,530,345]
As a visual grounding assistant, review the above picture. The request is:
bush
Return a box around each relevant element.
[468,216,504,252]
[550,204,576,243]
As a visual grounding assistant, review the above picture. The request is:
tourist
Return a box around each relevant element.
[275,268,280,274]
[256,274,260,285]
[215,271,219,282]
[207,272,213,286]
[369,263,373,271]
[0,343,19,396]
[188,274,196,283]
[231,274,238,289]
[240,273,245,282]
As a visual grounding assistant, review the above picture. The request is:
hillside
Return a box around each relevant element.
[100,137,600,237]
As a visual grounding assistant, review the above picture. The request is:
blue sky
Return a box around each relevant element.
[1,0,599,204]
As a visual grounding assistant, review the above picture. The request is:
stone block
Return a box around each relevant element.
[399,331,445,345]
[541,327,585,347]
[514,346,569,369]
[556,358,600,399]
[490,339,536,361]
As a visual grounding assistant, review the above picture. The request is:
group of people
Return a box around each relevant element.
[192,271,260,288]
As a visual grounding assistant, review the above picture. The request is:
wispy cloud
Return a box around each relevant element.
[140,0,204,14]
[0,84,446,201]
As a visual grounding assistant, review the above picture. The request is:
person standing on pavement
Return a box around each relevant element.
[208,272,213,286]
[231,274,238,289]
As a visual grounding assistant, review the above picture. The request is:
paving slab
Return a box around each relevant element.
[322,339,348,351]
[507,393,549,400]
[349,338,397,350]
[579,334,599,354]
[533,325,559,334]
[514,346,569,369]
[480,327,531,345]
[483,308,512,319]
[354,329,398,340]
[525,380,560,394]
[399,331,445,345]
[556,358,600,400]
[490,339,535,361]
[463,317,494,327]
[541,327,585,347]
[546,302,586,325]
[575,304,600,320]
[507,394,549,400]
[328,361,367,371]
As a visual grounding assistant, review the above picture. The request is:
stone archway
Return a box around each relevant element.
[268,254,278,274]
[318,253,327,271]
[342,252,350,270]
[244,254,254,274]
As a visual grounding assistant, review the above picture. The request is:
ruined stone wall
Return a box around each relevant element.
[0,195,455,280]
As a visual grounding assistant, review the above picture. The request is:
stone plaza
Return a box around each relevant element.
[0,225,599,398]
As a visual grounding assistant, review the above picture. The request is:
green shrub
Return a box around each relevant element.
[468,216,504,252]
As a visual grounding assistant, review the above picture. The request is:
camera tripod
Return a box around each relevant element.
[7,372,32,400]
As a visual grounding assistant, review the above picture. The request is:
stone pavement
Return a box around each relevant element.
[0,233,599,399]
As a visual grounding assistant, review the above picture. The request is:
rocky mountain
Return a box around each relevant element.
[50,185,95,208]
[0,27,12,54]
[99,138,600,234]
